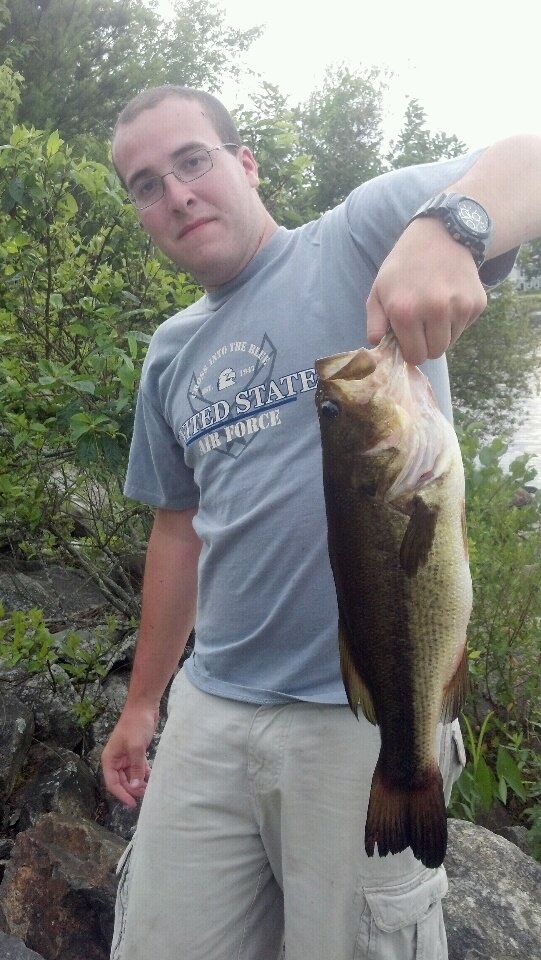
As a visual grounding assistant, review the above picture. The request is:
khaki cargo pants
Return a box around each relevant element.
[111,670,464,960]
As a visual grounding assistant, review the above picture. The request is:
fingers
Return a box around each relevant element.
[100,705,158,807]
[366,287,390,347]
[102,745,152,808]
[380,290,486,365]
[366,216,489,365]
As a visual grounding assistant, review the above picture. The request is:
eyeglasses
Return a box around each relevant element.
[129,143,240,210]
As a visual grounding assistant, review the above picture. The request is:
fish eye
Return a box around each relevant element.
[320,400,340,419]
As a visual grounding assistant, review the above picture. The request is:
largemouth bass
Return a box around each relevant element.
[315,333,471,869]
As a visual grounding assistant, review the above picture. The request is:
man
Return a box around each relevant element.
[102,85,541,960]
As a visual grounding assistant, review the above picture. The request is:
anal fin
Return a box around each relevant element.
[440,645,469,723]
[338,621,377,725]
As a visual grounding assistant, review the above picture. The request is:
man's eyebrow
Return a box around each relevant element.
[127,142,208,190]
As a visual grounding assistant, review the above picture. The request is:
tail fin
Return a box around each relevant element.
[365,762,447,869]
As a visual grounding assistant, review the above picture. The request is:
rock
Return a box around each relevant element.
[0,840,13,859]
[0,931,46,959]
[0,574,52,616]
[0,696,34,805]
[10,744,99,831]
[495,825,533,857]
[444,818,541,959]
[100,799,139,842]
[2,666,82,751]
[89,670,131,748]
[0,566,108,620]
[0,813,126,960]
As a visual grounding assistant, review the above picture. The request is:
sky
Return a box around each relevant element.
[162,0,541,150]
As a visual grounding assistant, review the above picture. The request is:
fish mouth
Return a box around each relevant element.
[315,334,458,500]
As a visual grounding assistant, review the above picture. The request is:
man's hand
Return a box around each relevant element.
[101,703,158,808]
[366,218,488,365]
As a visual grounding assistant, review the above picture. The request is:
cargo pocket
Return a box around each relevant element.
[110,836,136,960]
[354,867,448,960]
[439,719,467,804]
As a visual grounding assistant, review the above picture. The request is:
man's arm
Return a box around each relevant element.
[101,505,201,808]
[367,134,541,365]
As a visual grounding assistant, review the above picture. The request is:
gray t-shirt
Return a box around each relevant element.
[125,153,516,704]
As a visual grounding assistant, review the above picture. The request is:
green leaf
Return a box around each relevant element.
[72,379,96,395]
[496,747,527,800]
[475,755,494,811]
[127,330,152,344]
[46,130,62,158]
[68,323,92,337]
[49,293,63,310]
[117,364,136,390]
[59,192,78,218]
[13,432,27,450]
[8,177,24,204]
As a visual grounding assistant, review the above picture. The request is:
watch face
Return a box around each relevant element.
[456,199,490,236]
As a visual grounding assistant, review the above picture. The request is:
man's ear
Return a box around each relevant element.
[239,146,260,187]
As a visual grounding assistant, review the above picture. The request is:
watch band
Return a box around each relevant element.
[408,193,491,268]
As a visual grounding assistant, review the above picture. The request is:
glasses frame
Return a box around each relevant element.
[129,142,240,210]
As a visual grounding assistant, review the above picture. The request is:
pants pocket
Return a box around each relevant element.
[355,867,448,960]
[110,836,136,960]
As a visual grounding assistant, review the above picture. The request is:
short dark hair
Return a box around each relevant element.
[113,85,241,149]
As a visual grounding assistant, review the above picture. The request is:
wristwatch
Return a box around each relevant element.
[408,193,492,268]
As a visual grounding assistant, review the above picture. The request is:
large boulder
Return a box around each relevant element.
[1,666,82,751]
[444,818,541,959]
[9,744,99,831]
[0,813,126,960]
[0,931,46,959]
[0,566,108,619]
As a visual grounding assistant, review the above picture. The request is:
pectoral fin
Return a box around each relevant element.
[399,496,440,577]
[338,620,377,725]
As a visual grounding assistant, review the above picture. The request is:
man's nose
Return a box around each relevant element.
[162,172,196,208]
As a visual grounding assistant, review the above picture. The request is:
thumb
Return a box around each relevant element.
[366,287,389,346]
[127,752,149,787]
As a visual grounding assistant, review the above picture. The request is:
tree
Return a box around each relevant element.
[0,57,23,141]
[235,83,314,227]
[388,98,466,169]
[294,65,387,214]
[0,0,260,139]
[0,124,201,615]
[163,0,261,93]
[517,238,541,281]
[447,283,541,436]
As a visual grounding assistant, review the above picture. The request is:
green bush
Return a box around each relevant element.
[450,425,541,856]
[448,283,541,437]
[0,125,200,615]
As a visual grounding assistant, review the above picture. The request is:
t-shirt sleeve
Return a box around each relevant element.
[124,378,199,510]
[343,151,518,285]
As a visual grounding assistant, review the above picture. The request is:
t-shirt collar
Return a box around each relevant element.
[204,227,290,310]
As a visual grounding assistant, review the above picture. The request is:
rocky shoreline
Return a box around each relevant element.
[0,564,540,959]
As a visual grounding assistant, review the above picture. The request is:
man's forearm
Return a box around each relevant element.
[125,506,201,709]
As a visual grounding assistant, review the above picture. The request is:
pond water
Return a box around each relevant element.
[500,361,541,482]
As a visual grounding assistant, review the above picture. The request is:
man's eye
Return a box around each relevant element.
[136,178,159,198]
[179,151,207,174]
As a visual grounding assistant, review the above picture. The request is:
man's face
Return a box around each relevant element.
[113,97,267,288]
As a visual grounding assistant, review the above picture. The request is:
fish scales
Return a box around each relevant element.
[315,333,471,869]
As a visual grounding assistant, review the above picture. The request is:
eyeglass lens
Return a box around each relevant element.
[132,148,214,209]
